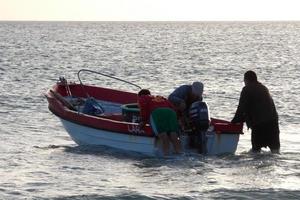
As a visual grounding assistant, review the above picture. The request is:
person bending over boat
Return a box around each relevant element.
[231,70,280,153]
[168,81,204,129]
[138,89,181,156]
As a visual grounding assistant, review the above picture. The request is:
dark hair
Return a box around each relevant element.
[244,70,257,82]
[138,89,151,96]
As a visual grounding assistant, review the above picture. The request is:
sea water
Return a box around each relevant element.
[0,21,300,199]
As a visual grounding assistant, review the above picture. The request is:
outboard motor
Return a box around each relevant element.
[189,101,210,130]
[189,101,210,153]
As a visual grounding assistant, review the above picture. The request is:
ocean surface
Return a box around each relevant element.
[0,21,300,199]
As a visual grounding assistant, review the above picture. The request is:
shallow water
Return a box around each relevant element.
[0,21,300,199]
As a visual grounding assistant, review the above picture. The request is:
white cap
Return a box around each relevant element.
[192,81,204,97]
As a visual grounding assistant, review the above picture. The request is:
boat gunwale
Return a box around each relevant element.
[45,84,155,137]
[45,83,243,137]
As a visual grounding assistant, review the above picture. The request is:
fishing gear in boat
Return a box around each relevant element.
[58,76,72,97]
[77,69,142,116]
[56,76,84,111]
[49,89,77,111]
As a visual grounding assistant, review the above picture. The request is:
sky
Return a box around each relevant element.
[0,0,300,21]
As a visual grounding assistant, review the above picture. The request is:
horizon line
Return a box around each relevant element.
[1,20,300,23]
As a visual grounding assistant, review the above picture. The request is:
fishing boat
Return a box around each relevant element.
[45,69,243,156]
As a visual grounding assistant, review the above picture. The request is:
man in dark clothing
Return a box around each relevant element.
[231,70,280,153]
[168,82,204,129]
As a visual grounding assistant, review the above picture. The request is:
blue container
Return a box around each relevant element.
[82,97,104,116]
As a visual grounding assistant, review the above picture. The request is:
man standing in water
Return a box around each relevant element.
[138,89,181,156]
[231,70,280,153]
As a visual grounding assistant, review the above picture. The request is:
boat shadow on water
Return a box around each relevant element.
[34,144,285,162]
[61,144,217,168]
[38,188,300,200]
[34,143,285,170]
[34,143,215,166]
[34,144,152,161]
[62,145,154,160]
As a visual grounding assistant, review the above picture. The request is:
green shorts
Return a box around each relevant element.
[150,108,179,135]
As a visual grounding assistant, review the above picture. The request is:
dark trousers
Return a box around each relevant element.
[251,120,280,151]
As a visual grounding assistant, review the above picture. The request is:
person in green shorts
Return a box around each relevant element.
[138,89,181,156]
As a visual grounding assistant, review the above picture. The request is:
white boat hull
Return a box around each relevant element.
[60,118,160,156]
[206,132,240,155]
[60,118,239,156]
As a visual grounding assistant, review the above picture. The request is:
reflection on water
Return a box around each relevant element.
[0,21,300,199]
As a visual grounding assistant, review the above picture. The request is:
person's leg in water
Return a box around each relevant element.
[169,132,181,154]
[158,132,170,156]
[251,127,262,153]
[269,136,280,154]
[165,109,181,154]
[251,139,261,153]
[151,108,181,155]
[268,121,280,154]
[251,147,261,153]
[252,121,280,154]
[270,148,280,154]
[150,113,170,156]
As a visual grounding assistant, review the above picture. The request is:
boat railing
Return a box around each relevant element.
[77,69,142,94]
[76,69,142,114]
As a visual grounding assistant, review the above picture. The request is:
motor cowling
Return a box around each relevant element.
[189,101,210,131]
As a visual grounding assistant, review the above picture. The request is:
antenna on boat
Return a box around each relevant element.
[77,69,142,97]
